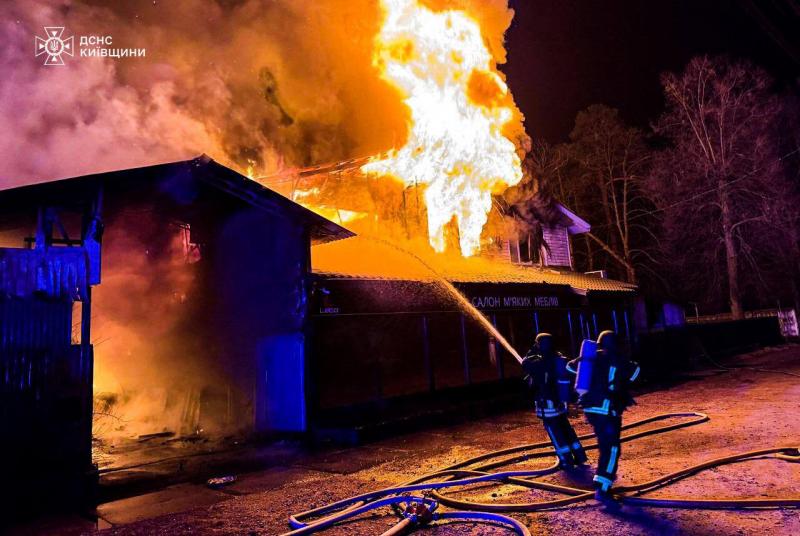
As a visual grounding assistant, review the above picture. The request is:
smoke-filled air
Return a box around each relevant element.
[0,0,525,440]
[0,0,523,192]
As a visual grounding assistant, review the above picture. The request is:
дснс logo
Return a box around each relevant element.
[35,26,74,66]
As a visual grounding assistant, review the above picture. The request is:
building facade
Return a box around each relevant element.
[0,157,634,461]
[0,156,351,503]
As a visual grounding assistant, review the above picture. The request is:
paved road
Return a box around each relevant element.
[13,345,800,535]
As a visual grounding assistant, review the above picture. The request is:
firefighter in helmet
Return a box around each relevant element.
[567,330,641,502]
[521,333,587,468]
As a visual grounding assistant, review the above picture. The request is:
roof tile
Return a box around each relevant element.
[312,236,635,293]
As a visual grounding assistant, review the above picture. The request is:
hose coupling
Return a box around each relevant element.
[403,502,434,525]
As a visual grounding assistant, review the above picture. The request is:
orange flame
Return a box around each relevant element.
[362,0,523,257]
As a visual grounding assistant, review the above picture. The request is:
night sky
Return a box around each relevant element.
[504,0,800,142]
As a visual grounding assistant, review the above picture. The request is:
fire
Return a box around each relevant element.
[294,188,367,225]
[362,0,524,257]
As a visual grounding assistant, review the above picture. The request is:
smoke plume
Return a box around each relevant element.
[0,0,518,187]
[1,0,522,440]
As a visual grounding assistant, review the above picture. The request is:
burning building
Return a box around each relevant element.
[0,0,637,511]
[0,153,633,445]
[0,151,634,513]
[0,156,351,504]
[294,165,635,438]
[307,233,634,439]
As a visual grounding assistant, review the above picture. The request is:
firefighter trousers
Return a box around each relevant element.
[542,414,587,466]
[586,412,622,491]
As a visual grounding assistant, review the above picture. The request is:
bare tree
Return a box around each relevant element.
[648,56,788,318]
[758,89,800,313]
[491,139,571,259]
[566,105,653,284]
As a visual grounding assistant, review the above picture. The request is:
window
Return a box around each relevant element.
[178,223,202,264]
[509,233,541,265]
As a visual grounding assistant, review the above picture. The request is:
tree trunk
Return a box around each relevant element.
[583,234,594,271]
[719,180,743,319]
[621,237,637,284]
[791,240,800,315]
[596,175,621,253]
[624,261,637,285]
[790,277,800,317]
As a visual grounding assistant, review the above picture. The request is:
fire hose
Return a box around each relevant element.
[283,412,800,535]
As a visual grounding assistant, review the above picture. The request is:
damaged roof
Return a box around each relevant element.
[312,236,635,293]
[0,155,353,244]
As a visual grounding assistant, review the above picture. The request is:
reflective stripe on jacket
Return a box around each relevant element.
[535,399,568,418]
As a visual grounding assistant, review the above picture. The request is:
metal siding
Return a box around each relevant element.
[0,297,92,501]
[0,247,89,301]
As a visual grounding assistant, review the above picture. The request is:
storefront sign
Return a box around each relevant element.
[312,279,586,316]
[470,295,559,309]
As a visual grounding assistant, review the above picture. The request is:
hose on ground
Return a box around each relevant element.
[285,496,438,536]
[283,412,800,535]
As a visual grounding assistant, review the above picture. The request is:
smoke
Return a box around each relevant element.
[91,210,209,439]
[0,0,518,187]
[1,0,522,439]
[0,2,215,187]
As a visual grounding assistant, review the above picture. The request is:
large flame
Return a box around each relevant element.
[362,0,523,257]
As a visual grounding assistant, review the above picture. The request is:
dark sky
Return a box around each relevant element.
[504,0,800,142]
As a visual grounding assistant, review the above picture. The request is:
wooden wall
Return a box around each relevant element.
[542,225,572,268]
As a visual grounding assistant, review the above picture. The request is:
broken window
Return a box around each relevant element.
[509,234,541,265]
[178,223,202,264]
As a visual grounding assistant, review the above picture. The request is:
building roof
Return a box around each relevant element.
[257,157,593,236]
[556,203,591,234]
[312,236,635,293]
[0,156,353,244]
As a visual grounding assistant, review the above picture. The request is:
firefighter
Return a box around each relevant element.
[521,333,587,469]
[568,330,641,503]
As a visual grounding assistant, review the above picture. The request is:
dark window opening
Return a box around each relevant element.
[509,234,541,265]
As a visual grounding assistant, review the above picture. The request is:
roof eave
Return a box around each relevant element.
[193,155,355,244]
[555,203,591,235]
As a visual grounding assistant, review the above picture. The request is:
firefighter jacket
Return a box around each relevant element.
[521,351,573,418]
[566,351,640,417]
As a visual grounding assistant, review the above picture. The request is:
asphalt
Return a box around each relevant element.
[8,344,800,535]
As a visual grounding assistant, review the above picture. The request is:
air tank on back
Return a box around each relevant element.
[575,338,598,396]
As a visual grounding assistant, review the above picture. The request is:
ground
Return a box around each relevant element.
[12,345,800,535]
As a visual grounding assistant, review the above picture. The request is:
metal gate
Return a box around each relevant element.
[0,296,93,512]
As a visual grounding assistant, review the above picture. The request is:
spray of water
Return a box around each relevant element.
[434,276,524,365]
[366,237,524,365]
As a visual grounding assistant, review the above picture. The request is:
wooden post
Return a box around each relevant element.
[460,315,471,386]
[422,315,434,392]
[492,314,503,379]
[567,310,576,356]
[80,286,93,467]
[624,310,631,339]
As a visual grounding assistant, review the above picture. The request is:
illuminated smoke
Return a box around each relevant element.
[0,0,525,438]
[0,0,413,186]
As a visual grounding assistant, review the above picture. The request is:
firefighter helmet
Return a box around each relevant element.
[597,330,617,354]
[535,332,554,355]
